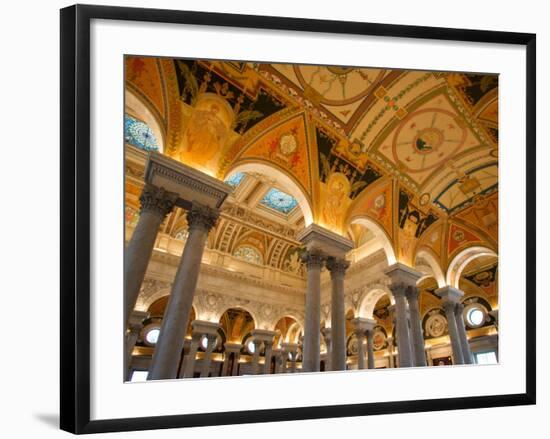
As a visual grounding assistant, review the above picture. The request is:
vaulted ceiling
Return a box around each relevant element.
[124,56,498,271]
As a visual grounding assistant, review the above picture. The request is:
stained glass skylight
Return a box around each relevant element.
[124,114,159,151]
[225,172,245,188]
[260,188,298,214]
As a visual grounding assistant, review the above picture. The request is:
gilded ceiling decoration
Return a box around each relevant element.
[124,56,499,273]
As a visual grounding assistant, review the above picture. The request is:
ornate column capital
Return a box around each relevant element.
[326,257,350,277]
[186,203,220,232]
[139,184,178,218]
[300,249,325,269]
[389,282,408,298]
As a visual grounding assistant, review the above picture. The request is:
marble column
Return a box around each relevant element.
[389,283,413,367]
[148,204,219,380]
[281,342,297,373]
[301,250,324,372]
[279,350,287,374]
[385,263,422,368]
[405,286,427,367]
[182,332,202,378]
[327,257,350,371]
[357,331,366,370]
[200,333,218,378]
[290,350,298,373]
[321,327,332,371]
[263,340,274,374]
[251,339,263,375]
[455,302,474,364]
[124,185,177,328]
[351,318,366,370]
[387,336,395,368]
[124,310,149,380]
[366,329,375,369]
[231,352,241,376]
[436,287,465,365]
[221,343,242,376]
[177,339,191,378]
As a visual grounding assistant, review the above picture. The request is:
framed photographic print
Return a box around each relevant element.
[60,4,536,434]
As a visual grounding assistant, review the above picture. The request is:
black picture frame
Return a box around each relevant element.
[60,4,536,434]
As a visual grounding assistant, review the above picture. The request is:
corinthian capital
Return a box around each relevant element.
[139,184,178,218]
[388,282,408,298]
[301,249,325,269]
[186,203,220,232]
[326,257,350,277]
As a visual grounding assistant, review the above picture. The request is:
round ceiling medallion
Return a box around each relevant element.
[391,108,468,173]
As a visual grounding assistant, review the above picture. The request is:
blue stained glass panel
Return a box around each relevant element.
[260,188,298,214]
[225,172,245,188]
[124,114,159,151]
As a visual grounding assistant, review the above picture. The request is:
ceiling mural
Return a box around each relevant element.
[125,56,498,270]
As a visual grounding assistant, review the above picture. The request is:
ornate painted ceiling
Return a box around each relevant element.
[124,56,498,272]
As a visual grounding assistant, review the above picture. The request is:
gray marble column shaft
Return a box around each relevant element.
[327,257,350,371]
[148,204,219,380]
[279,352,287,373]
[231,353,241,376]
[302,251,323,372]
[387,337,395,368]
[124,185,177,328]
[391,284,414,367]
[290,351,298,373]
[263,343,274,374]
[356,331,366,370]
[366,330,375,369]
[442,301,464,365]
[280,352,287,373]
[182,333,201,378]
[200,334,217,378]
[455,303,473,364]
[124,325,141,380]
[321,328,332,371]
[406,286,427,367]
[251,340,263,375]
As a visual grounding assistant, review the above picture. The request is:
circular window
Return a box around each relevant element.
[145,328,160,345]
[200,335,209,350]
[465,305,486,328]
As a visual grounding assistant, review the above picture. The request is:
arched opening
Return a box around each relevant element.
[218,307,257,344]
[348,216,396,265]
[147,296,196,339]
[358,288,394,320]
[224,162,313,226]
[125,89,165,153]
[415,248,446,288]
[273,316,303,347]
[446,246,498,288]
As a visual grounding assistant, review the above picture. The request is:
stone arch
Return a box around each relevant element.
[125,88,165,153]
[218,306,258,345]
[146,294,197,322]
[224,162,313,226]
[217,305,259,330]
[348,215,397,265]
[446,245,498,288]
[415,247,446,288]
[358,287,395,319]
